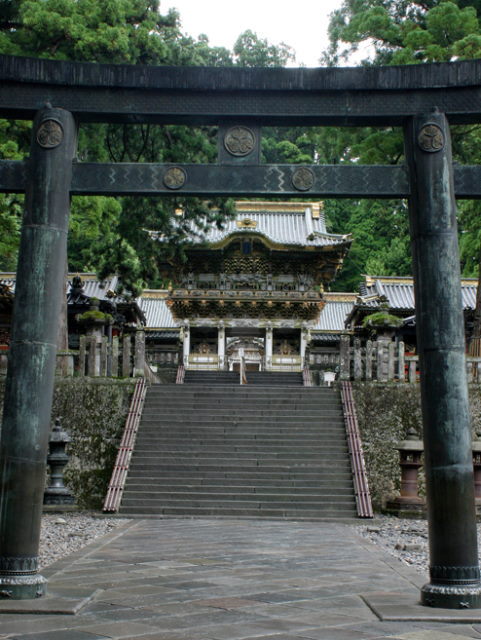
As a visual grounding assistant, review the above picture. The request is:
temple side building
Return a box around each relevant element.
[345,275,477,351]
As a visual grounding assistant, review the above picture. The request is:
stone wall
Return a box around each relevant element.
[0,377,135,508]
[352,383,481,511]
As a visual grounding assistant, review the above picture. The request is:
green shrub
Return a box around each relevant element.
[362,311,403,328]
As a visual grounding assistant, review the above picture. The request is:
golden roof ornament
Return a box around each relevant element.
[236,218,258,229]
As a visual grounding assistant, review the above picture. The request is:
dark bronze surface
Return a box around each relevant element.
[0,107,77,599]
[3,161,481,198]
[405,111,481,609]
[3,54,481,125]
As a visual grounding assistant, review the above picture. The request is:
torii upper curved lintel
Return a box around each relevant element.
[1,54,481,126]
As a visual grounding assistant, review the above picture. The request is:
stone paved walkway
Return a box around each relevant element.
[2,519,481,640]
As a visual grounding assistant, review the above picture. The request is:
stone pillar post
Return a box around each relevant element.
[111,335,119,377]
[300,326,309,364]
[183,322,190,368]
[265,324,273,371]
[133,329,145,377]
[217,323,225,370]
[0,107,77,599]
[122,334,131,377]
[339,333,351,380]
[405,110,481,608]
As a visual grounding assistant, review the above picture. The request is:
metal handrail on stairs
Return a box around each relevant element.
[103,378,147,513]
[302,362,313,387]
[176,364,185,384]
[239,350,247,385]
[340,381,374,518]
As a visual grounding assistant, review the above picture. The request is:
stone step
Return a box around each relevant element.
[183,373,304,386]
[143,404,342,412]
[123,482,354,494]
[134,439,347,449]
[121,494,356,507]
[143,397,341,406]
[125,473,353,483]
[119,506,357,518]
[120,382,357,519]
[137,428,344,437]
[147,385,329,395]
[131,452,349,463]
[129,463,353,474]
[149,383,325,390]
[140,414,343,423]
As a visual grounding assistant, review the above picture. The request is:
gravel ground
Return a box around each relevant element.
[39,513,130,569]
[357,515,481,575]
[356,515,430,574]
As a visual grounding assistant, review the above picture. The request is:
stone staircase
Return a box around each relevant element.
[120,375,357,519]
[183,370,303,386]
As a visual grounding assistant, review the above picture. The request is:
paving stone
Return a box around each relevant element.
[5,519,481,640]
[9,630,110,640]
[364,593,481,623]
[193,597,263,609]
[69,620,162,638]
[0,591,98,615]
[395,632,481,640]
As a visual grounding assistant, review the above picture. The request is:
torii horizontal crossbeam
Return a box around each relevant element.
[2,160,481,198]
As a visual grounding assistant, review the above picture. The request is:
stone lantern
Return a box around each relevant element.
[43,418,75,505]
[385,427,425,517]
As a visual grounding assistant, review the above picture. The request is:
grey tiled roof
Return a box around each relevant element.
[313,300,355,332]
[0,272,119,301]
[360,276,477,311]
[0,273,119,300]
[186,209,351,248]
[138,294,355,333]
[140,297,179,329]
[67,274,119,303]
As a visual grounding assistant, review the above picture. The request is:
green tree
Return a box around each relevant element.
[0,4,300,294]
[0,0,239,293]
[321,0,481,294]
[233,30,295,67]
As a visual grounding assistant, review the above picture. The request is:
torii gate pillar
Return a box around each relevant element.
[406,110,481,608]
[0,107,77,598]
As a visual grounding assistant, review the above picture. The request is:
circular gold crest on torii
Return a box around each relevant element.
[224,126,256,156]
[418,123,445,153]
[36,119,64,149]
[292,167,315,191]
[163,167,187,189]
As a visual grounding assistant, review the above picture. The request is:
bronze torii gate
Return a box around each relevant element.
[1,54,481,607]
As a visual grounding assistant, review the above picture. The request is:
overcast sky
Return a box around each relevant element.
[163,0,346,67]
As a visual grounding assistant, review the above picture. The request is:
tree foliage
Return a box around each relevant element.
[318,0,481,291]
[0,2,291,293]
